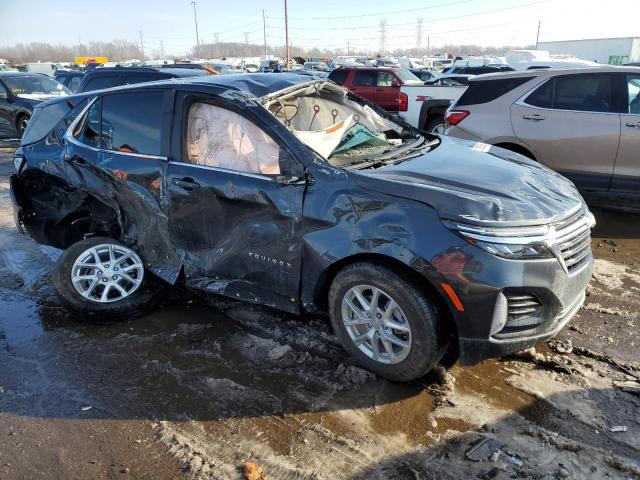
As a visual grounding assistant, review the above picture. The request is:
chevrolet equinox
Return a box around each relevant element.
[10,74,595,381]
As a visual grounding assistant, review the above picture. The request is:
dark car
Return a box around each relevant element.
[328,66,423,111]
[54,69,85,92]
[10,74,594,381]
[448,65,515,75]
[78,66,210,93]
[0,72,70,139]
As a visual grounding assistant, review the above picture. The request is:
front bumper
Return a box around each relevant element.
[438,242,593,365]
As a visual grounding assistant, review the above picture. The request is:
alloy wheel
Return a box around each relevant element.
[70,244,144,303]
[341,284,412,364]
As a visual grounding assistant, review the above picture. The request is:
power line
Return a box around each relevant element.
[287,0,473,20]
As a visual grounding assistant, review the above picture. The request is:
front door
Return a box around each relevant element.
[511,73,620,190]
[349,70,400,111]
[612,73,640,192]
[167,94,305,312]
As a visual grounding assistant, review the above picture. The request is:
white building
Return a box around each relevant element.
[537,37,640,65]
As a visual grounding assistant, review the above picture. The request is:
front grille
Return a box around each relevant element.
[552,211,592,273]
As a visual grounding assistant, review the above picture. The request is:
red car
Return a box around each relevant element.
[328,67,422,112]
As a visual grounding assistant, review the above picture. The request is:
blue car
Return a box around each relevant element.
[0,72,70,138]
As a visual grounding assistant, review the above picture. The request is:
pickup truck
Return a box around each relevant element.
[398,83,467,134]
[328,66,467,134]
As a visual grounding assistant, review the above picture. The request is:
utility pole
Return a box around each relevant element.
[262,10,268,56]
[139,30,145,59]
[347,41,350,56]
[417,17,423,53]
[160,40,164,58]
[427,35,430,57]
[244,32,250,45]
[191,1,200,58]
[284,0,290,70]
[379,19,387,54]
[535,20,541,49]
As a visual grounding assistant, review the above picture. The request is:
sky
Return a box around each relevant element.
[1,0,638,55]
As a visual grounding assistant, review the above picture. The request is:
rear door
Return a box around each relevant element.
[65,89,178,280]
[166,92,306,312]
[511,73,620,190]
[612,73,640,192]
[349,69,379,106]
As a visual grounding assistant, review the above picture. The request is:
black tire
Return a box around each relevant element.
[53,236,160,320]
[425,115,445,134]
[328,262,444,382]
[16,114,30,138]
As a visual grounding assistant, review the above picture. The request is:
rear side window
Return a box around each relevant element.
[328,69,348,85]
[74,99,101,148]
[123,74,165,85]
[83,76,119,92]
[455,76,534,106]
[101,91,165,155]
[525,74,615,113]
[353,70,377,86]
[68,76,82,92]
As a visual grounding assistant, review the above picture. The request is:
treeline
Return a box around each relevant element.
[0,39,534,64]
[0,40,143,63]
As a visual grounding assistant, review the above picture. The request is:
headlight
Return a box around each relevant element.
[442,219,554,260]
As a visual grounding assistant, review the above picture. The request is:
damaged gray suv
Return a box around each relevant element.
[11,74,595,381]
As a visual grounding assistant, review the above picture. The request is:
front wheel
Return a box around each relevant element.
[53,236,160,320]
[328,262,445,382]
[16,114,30,137]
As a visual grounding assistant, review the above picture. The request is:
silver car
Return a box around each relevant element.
[445,67,640,193]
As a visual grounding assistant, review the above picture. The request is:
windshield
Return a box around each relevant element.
[3,75,70,96]
[395,69,421,82]
[264,82,437,170]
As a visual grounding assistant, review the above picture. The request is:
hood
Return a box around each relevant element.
[358,136,584,227]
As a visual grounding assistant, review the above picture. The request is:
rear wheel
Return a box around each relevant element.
[329,262,444,381]
[425,115,445,135]
[53,236,160,320]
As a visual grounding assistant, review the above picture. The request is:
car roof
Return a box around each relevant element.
[84,67,208,78]
[468,65,639,82]
[72,73,316,99]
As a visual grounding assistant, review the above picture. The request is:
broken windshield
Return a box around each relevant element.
[263,81,436,169]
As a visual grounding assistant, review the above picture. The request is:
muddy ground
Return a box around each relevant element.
[0,147,639,480]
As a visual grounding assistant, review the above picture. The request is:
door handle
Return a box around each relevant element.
[172,177,200,190]
[523,115,545,121]
[375,88,384,92]
[625,122,640,129]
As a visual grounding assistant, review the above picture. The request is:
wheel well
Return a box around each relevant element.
[494,142,536,160]
[312,253,459,344]
[15,112,29,126]
[51,199,121,249]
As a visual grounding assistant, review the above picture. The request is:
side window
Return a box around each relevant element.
[68,76,82,92]
[353,71,377,86]
[627,76,640,115]
[84,76,118,92]
[377,72,394,87]
[526,75,614,113]
[123,74,163,85]
[554,74,613,112]
[328,69,348,85]
[73,99,101,148]
[525,79,553,108]
[186,102,280,175]
[101,91,164,155]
